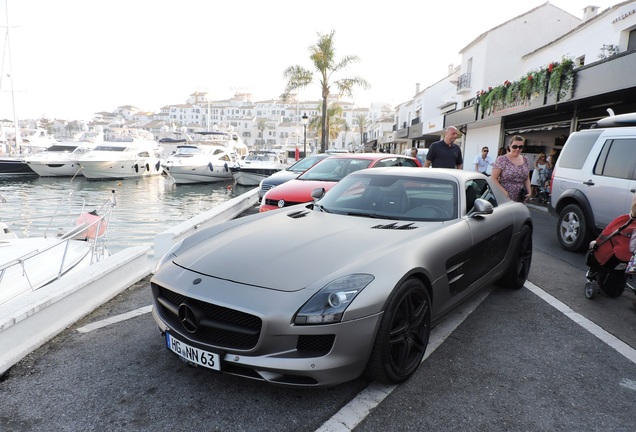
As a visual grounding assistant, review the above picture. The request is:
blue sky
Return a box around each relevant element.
[0,0,615,121]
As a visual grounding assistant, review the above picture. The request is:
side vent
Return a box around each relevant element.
[371,222,416,230]
[287,210,309,219]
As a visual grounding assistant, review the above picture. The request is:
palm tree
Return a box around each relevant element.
[282,30,369,153]
[308,102,349,148]
[256,118,267,148]
[354,113,370,151]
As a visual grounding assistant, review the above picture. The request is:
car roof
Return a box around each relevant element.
[350,166,483,182]
[324,152,412,161]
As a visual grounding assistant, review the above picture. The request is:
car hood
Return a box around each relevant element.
[265,179,337,201]
[173,209,442,292]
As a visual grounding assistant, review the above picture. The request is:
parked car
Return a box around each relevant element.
[150,168,533,387]
[549,112,636,251]
[259,153,421,212]
[257,154,330,201]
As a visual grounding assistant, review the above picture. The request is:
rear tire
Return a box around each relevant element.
[498,225,533,289]
[557,204,589,252]
[366,278,431,384]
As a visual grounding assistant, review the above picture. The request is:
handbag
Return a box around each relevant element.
[518,187,528,202]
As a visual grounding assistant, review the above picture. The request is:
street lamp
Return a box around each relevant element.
[301,113,308,157]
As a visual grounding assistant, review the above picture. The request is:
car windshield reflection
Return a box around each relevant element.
[316,174,457,221]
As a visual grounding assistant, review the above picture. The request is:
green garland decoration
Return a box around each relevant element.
[475,57,574,116]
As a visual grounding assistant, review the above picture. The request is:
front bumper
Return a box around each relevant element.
[150,279,382,387]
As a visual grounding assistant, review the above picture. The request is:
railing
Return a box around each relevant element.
[457,73,472,92]
[0,194,115,292]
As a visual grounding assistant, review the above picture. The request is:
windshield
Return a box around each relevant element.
[316,173,457,221]
[298,158,372,182]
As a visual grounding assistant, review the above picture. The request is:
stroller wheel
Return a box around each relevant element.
[585,282,598,299]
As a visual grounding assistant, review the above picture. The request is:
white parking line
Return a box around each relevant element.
[316,281,636,432]
[315,286,495,432]
[76,305,152,333]
[75,280,636,432]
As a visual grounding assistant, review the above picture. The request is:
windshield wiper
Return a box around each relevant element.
[347,212,391,219]
[313,202,332,213]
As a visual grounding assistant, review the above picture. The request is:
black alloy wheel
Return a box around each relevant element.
[366,278,431,384]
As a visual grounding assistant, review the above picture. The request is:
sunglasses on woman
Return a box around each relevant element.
[511,145,524,150]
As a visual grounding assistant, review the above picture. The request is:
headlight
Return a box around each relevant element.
[294,274,374,325]
[154,239,184,273]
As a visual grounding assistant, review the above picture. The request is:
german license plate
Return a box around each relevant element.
[165,332,221,371]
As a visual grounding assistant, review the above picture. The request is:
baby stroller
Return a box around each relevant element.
[536,169,551,204]
[584,213,636,299]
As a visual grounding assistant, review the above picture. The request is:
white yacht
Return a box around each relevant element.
[163,144,235,184]
[77,129,163,179]
[230,150,288,186]
[25,128,104,177]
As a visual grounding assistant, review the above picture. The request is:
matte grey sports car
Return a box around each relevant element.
[150,168,533,387]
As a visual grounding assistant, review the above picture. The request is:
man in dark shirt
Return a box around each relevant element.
[424,126,463,169]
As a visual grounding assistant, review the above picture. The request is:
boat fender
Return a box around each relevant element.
[146,163,150,171]
[208,162,214,172]
[134,163,139,173]
[75,210,107,239]
[155,161,161,171]
[224,162,228,172]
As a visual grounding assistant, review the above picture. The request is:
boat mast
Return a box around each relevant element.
[1,0,19,153]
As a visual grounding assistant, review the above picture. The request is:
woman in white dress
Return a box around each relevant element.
[530,153,550,199]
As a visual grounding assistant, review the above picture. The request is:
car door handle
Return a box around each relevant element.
[583,180,594,186]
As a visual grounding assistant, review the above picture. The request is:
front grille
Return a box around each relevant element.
[260,184,274,194]
[263,198,303,208]
[154,284,262,350]
[297,335,335,355]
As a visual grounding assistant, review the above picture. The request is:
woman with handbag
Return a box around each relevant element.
[491,135,532,202]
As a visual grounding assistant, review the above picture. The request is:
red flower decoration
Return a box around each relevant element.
[548,63,554,73]
[527,75,533,81]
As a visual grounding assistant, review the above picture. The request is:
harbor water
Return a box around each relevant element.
[0,174,255,255]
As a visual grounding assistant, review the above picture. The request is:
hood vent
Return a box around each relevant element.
[287,210,310,219]
[371,222,416,230]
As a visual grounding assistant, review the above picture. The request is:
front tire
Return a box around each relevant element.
[498,224,533,289]
[366,278,431,384]
[557,204,589,252]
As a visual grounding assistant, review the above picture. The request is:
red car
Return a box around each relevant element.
[259,153,421,212]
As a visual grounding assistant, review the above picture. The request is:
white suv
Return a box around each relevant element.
[549,112,636,251]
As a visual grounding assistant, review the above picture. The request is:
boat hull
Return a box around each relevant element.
[0,237,103,304]
[231,168,283,186]
[0,158,37,177]
[27,160,82,177]
[165,167,233,184]
[79,159,164,179]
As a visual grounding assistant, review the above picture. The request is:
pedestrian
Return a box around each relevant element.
[410,147,423,165]
[473,146,493,175]
[491,135,531,202]
[424,126,463,169]
[530,152,550,199]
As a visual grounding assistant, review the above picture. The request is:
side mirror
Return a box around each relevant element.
[311,188,326,201]
[472,198,494,216]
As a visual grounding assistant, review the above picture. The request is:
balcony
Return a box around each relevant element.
[456,73,472,94]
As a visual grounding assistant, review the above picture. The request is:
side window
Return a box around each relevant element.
[465,179,498,214]
[593,138,636,179]
[559,131,602,169]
